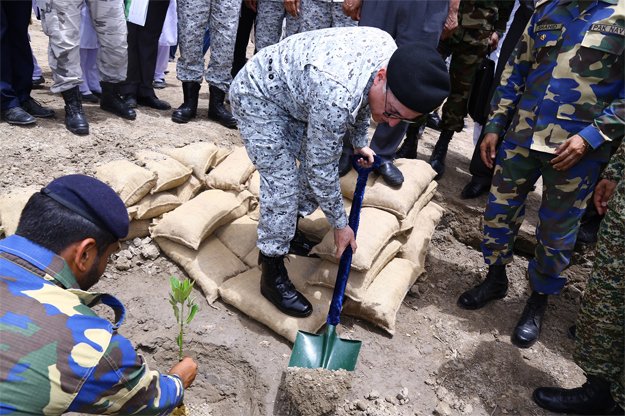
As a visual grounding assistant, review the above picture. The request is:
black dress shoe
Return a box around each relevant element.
[426,112,442,131]
[289,229,319,257]
[259,253,313,317]
[461,178,491,199]
[533,376,624,415]
[100,82,136,120]
[81,93,99,104]
[21,98,55,118]
[457,265,507,309]
[339,152,352,177]
[375,161,404,187]
[123,95,138,109]
[137,95,171,110]
[1,106,36,125]
[32,75,45,88]
[512,292,548,348]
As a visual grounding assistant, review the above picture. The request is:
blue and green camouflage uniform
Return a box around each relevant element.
[575,140,625,408]
[481,0,625,294]
[0,235,184,415]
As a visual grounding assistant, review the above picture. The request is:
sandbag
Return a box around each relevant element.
[307,239,402,302]
[151,189,254,250]
[399,181,437,232]
[136,150,193,193]
[214,215,258,262]
[123,219,151,241]
[95,160,157,206]
[310,207,399,271]
[0,187,37,236]
[399,202,444,265]
[135,192,181,220]
[175,175,203,203]
[298,199,352,242]
[247,170,260,199]
[161,142,219,179]
[218,255,331,342]
[340,159,436,219]
[157,236,248,304]
[212,147,233,168]
[205,146,255,192]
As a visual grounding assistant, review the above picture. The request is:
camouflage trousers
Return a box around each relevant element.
[481,140,602,294]
[176,0,241,91]
[38,0,127,93]
[299,0,356,32]
[230,82,320,256]
[574,181,625,408]
[439,28,492,132]
[255,0,300,51]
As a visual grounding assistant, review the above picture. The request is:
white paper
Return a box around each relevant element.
[127,0,149,26]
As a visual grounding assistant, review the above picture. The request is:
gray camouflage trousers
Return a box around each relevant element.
[255,0,300,51]
[38,0,127,93]
[176,0,241,91]
[299,0,355,32]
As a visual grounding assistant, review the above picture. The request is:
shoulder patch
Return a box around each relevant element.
[589,23,625,36]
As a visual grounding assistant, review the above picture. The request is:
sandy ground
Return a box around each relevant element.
[1,22,596,415]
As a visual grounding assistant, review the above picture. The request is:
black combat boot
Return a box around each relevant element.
[259,252,313,317]
[429,129,454,180]
[512,291,548,348]
[100,82,136,120]
[396,122,425,159]
[533,375,625,415]
[457,265,508,310]
[172,81,200,123]
[208,85,237,129]
[61,86,89,135]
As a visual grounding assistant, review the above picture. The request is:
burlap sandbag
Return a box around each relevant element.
[340,159,436,219]
[399,202,444,264]
[214,215,258,262]
[307,239,402,302]
[123,219,151,241]
[205,146,255,191]
[212,147,233,168]
[135,192,181,220]
[399,181,438,232]
[247,170,260,199]
[161,142,219,179]
[151,189,254,250]
[0,187,37,236]
[136,150,193,193]
[298,198,352,242]
[218,255,331,342]
[95,160,157,206]
[343,258,421,335]
[175,175,203,203]
[243,247,261,268]
[157,236,248,304]
[310,207,399,271]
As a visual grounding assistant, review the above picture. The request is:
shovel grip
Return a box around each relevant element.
[327,155,381,326]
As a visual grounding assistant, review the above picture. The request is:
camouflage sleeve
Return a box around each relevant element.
[603,140,625,183]
[350,104,371,150]
[483,18,534,136]
[494,0,515,35]
[578,92,625,150]
[68,333,184,415]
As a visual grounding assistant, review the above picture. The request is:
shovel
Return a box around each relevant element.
[288,154,381,371]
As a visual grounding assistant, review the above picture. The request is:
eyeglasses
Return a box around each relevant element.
[383,88,422,124]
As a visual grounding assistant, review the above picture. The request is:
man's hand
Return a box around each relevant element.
[334,225,357,259]
[480,133,499,169]
[488,32,500,50]
[244,0,257,12]
[593,178,617,215]
[169,357,198,389]
[354,146,375,168]
[440,0,459,40]
[284,0,300,16]
[551,135,589,171]
[342,0,362,21]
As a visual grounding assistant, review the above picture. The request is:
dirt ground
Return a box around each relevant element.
[2,22,596,415]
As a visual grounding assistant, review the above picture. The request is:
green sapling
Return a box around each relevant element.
[169,276,199,361]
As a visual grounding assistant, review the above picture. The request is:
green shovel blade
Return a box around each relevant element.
[288,325,362,371]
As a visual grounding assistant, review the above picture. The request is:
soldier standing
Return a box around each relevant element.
[299,0,355,32]
[0,175,197,414]
[457,0,624,348]
[254,0,300,51]
[229,26,450,317]
[533,141,624,415]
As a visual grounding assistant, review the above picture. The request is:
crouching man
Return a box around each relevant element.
[0,175,197,414]
[229,26,450,317]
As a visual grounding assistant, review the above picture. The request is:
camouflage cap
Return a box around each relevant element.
[41,174,129,239]
[387,42,450,114]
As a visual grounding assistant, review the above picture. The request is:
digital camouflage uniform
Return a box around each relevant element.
[230,27,395,256]
[575,140,625,408]
[299,0,356,33]
[439,0,514,132]
[0,235,184,415]
[37,0,128,94]
[176,0,241,91]
[255,0,300,51]
[482,0,625,294]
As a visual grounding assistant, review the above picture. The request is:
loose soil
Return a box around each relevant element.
[3,23,595,415]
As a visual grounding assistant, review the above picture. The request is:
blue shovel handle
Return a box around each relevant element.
[327,154,382,326]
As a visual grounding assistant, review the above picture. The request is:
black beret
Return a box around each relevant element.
[41,174,129,240]
[386,42,450,114]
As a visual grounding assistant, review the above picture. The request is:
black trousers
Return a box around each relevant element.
[123,0,170,98]
[0,0,34,110]
[231,0,256,78]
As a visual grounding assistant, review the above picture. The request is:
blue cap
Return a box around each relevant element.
[41,174,129,240]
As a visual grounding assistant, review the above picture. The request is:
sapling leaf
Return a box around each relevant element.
[187,304,199,324]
